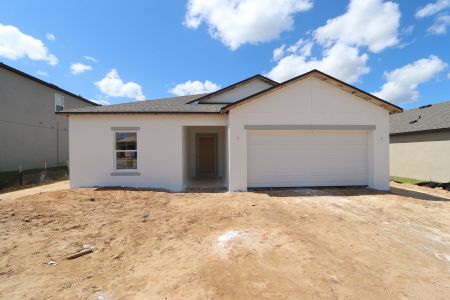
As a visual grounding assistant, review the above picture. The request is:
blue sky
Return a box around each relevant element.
[1,0,449,109]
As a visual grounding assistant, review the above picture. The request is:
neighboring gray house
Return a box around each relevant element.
[390,100,450,182]
[0,63,98,172]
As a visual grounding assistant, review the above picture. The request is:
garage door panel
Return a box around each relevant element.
[249,175,368,187]
[249,145,367,161]
[247,130,369,187]
[249,130,367,142]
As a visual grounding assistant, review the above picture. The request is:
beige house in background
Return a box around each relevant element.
[390,100,450,183]
[0,63,98,172]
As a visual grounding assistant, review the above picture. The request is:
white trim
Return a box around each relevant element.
[113,130,139,174]
[110,172,140,176]
[55,93,64,112]
[111,126,140,131]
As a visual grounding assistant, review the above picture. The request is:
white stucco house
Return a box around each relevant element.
[59,70,402,192]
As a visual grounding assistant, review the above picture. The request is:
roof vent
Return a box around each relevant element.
[419,104,432,109]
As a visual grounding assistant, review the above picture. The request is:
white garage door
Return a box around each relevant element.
[247,130,369,188]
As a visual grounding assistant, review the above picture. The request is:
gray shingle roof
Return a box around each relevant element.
[390,100,450,135]
[59,94,226,114]
[60,70,403,116]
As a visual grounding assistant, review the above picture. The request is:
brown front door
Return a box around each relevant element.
[197,134,217,176]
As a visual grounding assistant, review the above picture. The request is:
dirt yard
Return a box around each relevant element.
[0,183,449,299]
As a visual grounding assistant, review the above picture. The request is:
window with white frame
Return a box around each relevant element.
[55,94,64,112]
[115,132,137,170]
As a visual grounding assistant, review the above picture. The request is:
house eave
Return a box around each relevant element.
[56,111,222,116]
[390,127,450,136]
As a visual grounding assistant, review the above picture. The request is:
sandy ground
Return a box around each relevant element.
[0,183,449,299]
[0,181,69,201]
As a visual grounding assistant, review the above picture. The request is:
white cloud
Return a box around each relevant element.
[428,14,450,34]
[287,38,313,56]
[169,80,220,96]
[415,0,450,18]
[273,39,314,62]
[448,72,450,79]
[46,33,55,41]
[36,70,48,77]
[415,1,450,35]
[374,55,447,103]
[95,69,145,101]
[0,23,58,65]
[184,0,313,50]
[91,98,111,105]
[266,42,370,83]
[314,0,401,53]
[273,45,286,61]
[84,55,98,63]
[70,63,93,75]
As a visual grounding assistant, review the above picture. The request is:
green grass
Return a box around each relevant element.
[390,176,426,185]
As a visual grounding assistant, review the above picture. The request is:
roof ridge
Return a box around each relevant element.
[402,99,450,112]
[94,93,210,108]
[58,93,224,114]
[142,93,209,102]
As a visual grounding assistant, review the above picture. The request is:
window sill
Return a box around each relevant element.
[110,171,141,176]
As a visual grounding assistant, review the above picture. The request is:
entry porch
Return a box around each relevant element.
[182,126,227,190]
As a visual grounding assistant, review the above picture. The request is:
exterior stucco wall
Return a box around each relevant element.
[201,79,273,103]
[69,114,227,191]
[227,77,390,191]
[68,77,391,192]
[182,126,189,188]
[390,130,450,182]
[0,67,95,171]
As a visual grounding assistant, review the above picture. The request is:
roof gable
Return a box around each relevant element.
[220,70,402,114]
[187,75,278,104]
